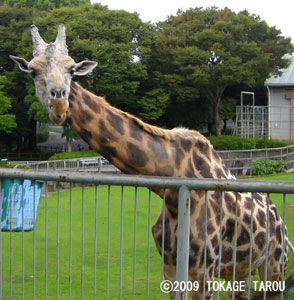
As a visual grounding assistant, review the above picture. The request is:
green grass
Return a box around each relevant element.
[1,185,166,300]
[48,150,99,160]
[2,173,294,299]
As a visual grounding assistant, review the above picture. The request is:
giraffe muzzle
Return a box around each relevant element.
[49,98,69,125]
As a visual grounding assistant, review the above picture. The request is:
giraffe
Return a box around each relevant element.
[10,24,294,300]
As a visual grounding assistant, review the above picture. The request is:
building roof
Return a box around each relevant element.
[265,55,294,87]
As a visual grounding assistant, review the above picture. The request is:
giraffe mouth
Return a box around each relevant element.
[49,98,69,125]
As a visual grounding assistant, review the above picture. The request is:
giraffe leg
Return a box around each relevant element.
[189,268,215,300]
[226,277,251,300]
[258,257,285,300]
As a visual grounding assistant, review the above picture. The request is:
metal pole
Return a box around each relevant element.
[175,186,190,300]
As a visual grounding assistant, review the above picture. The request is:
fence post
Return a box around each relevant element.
[175,186,191,300]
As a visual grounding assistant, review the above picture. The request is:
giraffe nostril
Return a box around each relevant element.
[50,90,56,98]
[50,89,66,99]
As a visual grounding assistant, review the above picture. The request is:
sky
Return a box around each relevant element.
[92,0,294,42]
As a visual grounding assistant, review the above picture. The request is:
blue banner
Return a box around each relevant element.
[1,179,43,232]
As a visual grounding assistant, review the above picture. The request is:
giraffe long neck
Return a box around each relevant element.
[67,81,173,176]
[66,81,231,181]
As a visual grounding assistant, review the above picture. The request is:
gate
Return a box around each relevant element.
[0,168,294,300]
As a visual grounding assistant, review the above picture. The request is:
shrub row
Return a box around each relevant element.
[252,159,286,176]
[208,136,293,151]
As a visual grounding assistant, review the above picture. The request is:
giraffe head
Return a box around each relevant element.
[10,24,97,124]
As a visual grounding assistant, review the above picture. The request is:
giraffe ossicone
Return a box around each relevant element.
[10,24,294,300]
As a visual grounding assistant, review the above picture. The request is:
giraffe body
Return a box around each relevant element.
[10,24,294,299]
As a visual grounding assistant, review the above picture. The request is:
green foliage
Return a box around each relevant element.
[138,89,169,121]
[252,159,286,176]
[150,7,294,134]
[4,0,90,10]
[62,122,79,140]
[0,162,30,168]
[208,136,293,150]
[220,97,237,121]
[48,150,99,160]
[0,76,16,133]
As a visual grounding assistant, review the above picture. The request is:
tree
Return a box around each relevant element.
[4,0,90,10]
[62,123,80,152]
[219,97,237,132]
[151,7,294,135]
[0,76,16,133]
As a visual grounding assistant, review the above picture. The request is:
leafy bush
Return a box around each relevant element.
[37,128,49,143]
[48,150,99,161]
[252,159,286,176]
[208,136,293,151]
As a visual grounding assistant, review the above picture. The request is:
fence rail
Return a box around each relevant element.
[12,145,294,177]
[14,156,120,174]
[0,168,293,300]
[218,144,294,176]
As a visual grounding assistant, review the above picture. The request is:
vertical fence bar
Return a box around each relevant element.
[69,183,73,300]
[247,193,255,300]
[217,192,224,300]
[160,190,166,300]
[231,192,239,300]
[33,181,36,300]
[44,182,48,300]
[132,187,138,300]
[202,191,208,300]
[93,185,98,300]
[175,186,190,300]
[106,185,111,300]
[280,193,286,300]
[21,181,24,300]
[263,194,270,300]
[56,185,60,300]
[146,190,152,300]
[9,180,12,300]
[81,185,85,300]
[119,186,124,300]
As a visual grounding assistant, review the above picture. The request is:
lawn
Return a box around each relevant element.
[1,173,294,299]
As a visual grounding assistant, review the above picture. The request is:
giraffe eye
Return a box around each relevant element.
[30,69,37,79]
[69,67,75,76]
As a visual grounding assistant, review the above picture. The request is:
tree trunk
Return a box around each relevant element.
[207,87,225,136]
[26,120,37,151]
[211,102,221,136]
[66,137,72,152]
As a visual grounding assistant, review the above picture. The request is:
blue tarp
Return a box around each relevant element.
[1,179,43,232]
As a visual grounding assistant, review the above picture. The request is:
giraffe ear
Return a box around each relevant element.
[9,55,30,73]
[74,60,98,76]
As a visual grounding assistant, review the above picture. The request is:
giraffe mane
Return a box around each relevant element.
[76,82,204,141]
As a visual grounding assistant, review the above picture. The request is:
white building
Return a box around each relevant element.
[265,55,294,140]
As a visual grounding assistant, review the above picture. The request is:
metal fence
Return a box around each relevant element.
[0,168,294,300]
[14,157,120,174]
[12,145,294,178]
[218,145,294,176]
